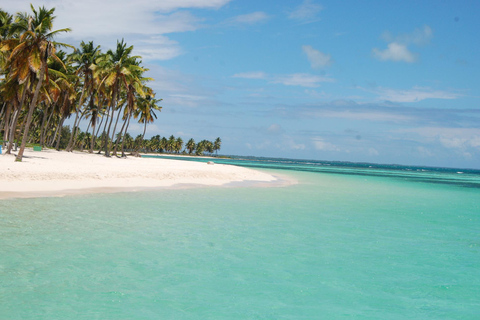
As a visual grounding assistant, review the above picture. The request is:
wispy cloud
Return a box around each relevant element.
[302,45,333,68]
[398,127,480,158]
[272,73,334,88]
[373,86,460,102]
[382,25,433,46]
[135,36,182,60]
[305,109,414,123]
[312,137,340,151]
[288,0,323,23]
[232,71,267,79]
[233,72,334,88]
[373,25,433,63]
[226,11,269,25]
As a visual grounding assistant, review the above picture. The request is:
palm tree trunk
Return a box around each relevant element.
[90,119,96,153]
[42,108,55,146]
[97,113,109,154]
[6,108,20,154]
[110,104,123,147]
[70,109,88,151]
[39,104,49,147]
[16,57,48,162]
[2,103,12,145]
[104,86,118,157]
[66,109,80,152]
[120,114,132,157]
[93,115,104,153]
[50,115,63,148]
[66,82,87,151]
[113,112,128,156]
[0,102,7,138]
[7,84,29,154]
[55,117,66,150]
[49,94,68,147]
[139,120,147,153]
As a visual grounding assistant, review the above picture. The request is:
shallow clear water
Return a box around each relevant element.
[1,161,479,319]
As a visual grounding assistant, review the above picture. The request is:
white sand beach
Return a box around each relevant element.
[0,148,286,199]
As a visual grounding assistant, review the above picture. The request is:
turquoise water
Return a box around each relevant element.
[1,158,479,319]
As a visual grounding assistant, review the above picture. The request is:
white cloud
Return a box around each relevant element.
[383,25,433,46]
[373,25,433,63]
[312,137,339,151]
[289,0,323,22]
[232,71,267,79]
[373,42,416,63]
[272,73,334,88]
[5,1,229,39]
[135,36,182,60]
[417,146,434,157]
[399,127,480,158]
[233,72,334,88]
[368,148,379,156]
[302,45,333,68]
[374,86,460,102]
[267,124,285,135]
[227,12,269,25]
[307,110,413,123]
[168,94,210,108]
[281,136,306,150]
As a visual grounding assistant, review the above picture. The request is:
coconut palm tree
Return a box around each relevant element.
[196,140,205,156]
[0,5,71,161]
[113,63,151,157]
[214,137,222,155]
[175,137,183,154]
[186,138,195,154]
[167,135,176,153]
[135,94,162,150]
[66,40,100,152]
[160,136,168,153]
[94,39,143,157]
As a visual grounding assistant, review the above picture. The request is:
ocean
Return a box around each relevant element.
[1,156,479,319]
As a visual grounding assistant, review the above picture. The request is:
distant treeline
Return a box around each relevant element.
[54,125,221,156]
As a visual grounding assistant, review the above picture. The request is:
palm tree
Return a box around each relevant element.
[186,138,195,154]
[113,64,151,157]
[160,136,168,153]
[167,135,176,153]
[214,137,222,155]
[1,5,71,161]
[94,39,143,157]
[66,40,100,152]
[135,94,162,150]
[175,137,183,154]
[196,140,205,156]
[42,50,75,148]
[205,140,214,154]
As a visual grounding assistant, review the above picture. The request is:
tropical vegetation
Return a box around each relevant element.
[0,5,222,160]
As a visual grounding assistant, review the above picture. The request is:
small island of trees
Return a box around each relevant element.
[0,5,222,160]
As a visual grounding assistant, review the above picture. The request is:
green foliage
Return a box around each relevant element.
[58,125,71,149]
[0,5,223,159]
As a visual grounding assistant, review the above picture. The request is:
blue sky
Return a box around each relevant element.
[5,0,480,168]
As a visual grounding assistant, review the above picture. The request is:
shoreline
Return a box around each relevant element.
[0,148,296,200]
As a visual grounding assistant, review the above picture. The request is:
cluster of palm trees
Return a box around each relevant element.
[145,135,221,156]
[58,129,222,157]
[0,5,162,161]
